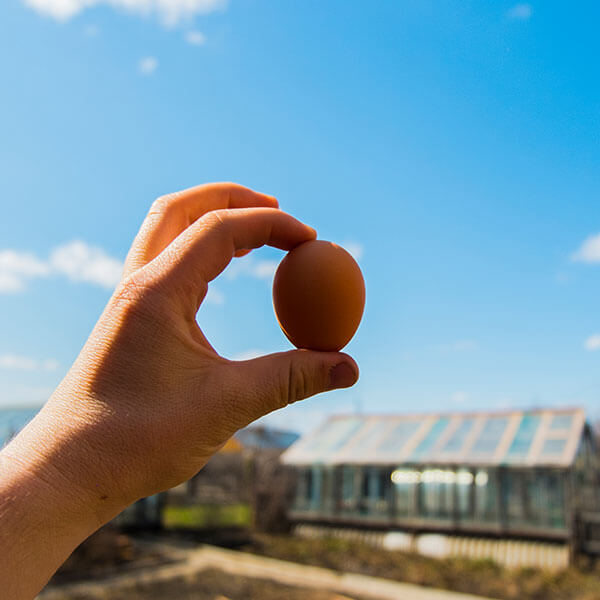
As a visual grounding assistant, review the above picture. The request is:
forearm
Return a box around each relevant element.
[0,405,127,599]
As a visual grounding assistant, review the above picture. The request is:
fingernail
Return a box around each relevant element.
[308,226,317,237]
[329,361,358,390]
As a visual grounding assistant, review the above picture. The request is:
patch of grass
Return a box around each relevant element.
[163,504,252,529]
[247,534,600,600]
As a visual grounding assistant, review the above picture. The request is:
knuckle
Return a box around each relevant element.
[285,362,308,406]
[200,209,235,236]
[111,269,170,315]
[203,208,232,226]
[112,272,147,305]
[150,193,178,216]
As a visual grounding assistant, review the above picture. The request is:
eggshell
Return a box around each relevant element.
[272,240,365,351]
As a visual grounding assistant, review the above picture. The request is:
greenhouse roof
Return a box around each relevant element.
[281,408,586,468]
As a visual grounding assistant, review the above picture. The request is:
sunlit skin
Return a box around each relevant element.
[0,183,359,600]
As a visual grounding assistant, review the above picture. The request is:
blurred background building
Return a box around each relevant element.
[282,408,600,569]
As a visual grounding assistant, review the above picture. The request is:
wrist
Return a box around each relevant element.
[1,401,131,534]
[0,434,117,598]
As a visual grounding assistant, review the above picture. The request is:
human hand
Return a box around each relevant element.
[12,183,359,520]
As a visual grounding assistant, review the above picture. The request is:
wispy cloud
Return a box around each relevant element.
[0,384,54,408]
[0,354,59,372]
[572,233,600,264]
[231,349,265,361]
[0,251,50,293]
[185,30,206,46]
[343,241,364,262]
[139,56,158,76]
[50,241,123,288]
[437,339,479,353]
[507,4,533,20]
[450,391,469,406]
[205,285,225,305]
[22,0,226,26]
[226,257,279,281]
[0,241,122,294]
[584,335,600,351]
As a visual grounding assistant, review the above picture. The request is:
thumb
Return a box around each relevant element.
[223,350,359,423]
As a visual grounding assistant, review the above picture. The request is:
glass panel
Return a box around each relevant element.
[341,466,355,502]
[441,418,474,453]
[471,417,509,456]
[368,468,380,500]
[378,421,422,453]
[474,468,497,522]
[410,418,451,460]
[541,438,567,456]
[546,472,566,528]
[419,469,454,519]
[505,415,540,462]
[321,467,334,514]
[393,468,418,517]
[363,467,390,516]
[310,465,322,509]
[345,420,391,457]
[456,469,473,517]
[304,418,363,453]
[549,414,573,431]
[420,478,438,516]
[295,467,312,510]
[504,471,525,525]
[378,469,389,501]
[516,471,566,530]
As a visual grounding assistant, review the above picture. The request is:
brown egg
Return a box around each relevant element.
[273,240,365,352]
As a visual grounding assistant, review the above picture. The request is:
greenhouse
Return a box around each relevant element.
[282,408,600,545]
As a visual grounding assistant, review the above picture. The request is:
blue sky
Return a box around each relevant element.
[1,0,600,432]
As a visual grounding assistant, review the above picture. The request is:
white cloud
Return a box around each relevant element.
[226,257,279,281]
[0,354,59,371]
[139,56,158,75]
[507,4,533,20]
[0,273,24,293]
[41,359,61,371]
[50,241,123,288]
[252,260,278,279]
[185,30,206,45]
[584,335,600,351]
[231,349,265,361]
[572,233,600,264]
[0,250,50,293]
[450,391,469,406]
[343,241,364,261]
[0,241,122,294]
[0,385,54,408]
[22,0,226,26]
[205,285,225,305]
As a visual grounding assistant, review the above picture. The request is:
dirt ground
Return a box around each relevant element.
[44,568,359,600]
[43,528,600,600]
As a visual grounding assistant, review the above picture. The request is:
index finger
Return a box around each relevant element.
[157,207,316,313]
[124,183,278,278]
